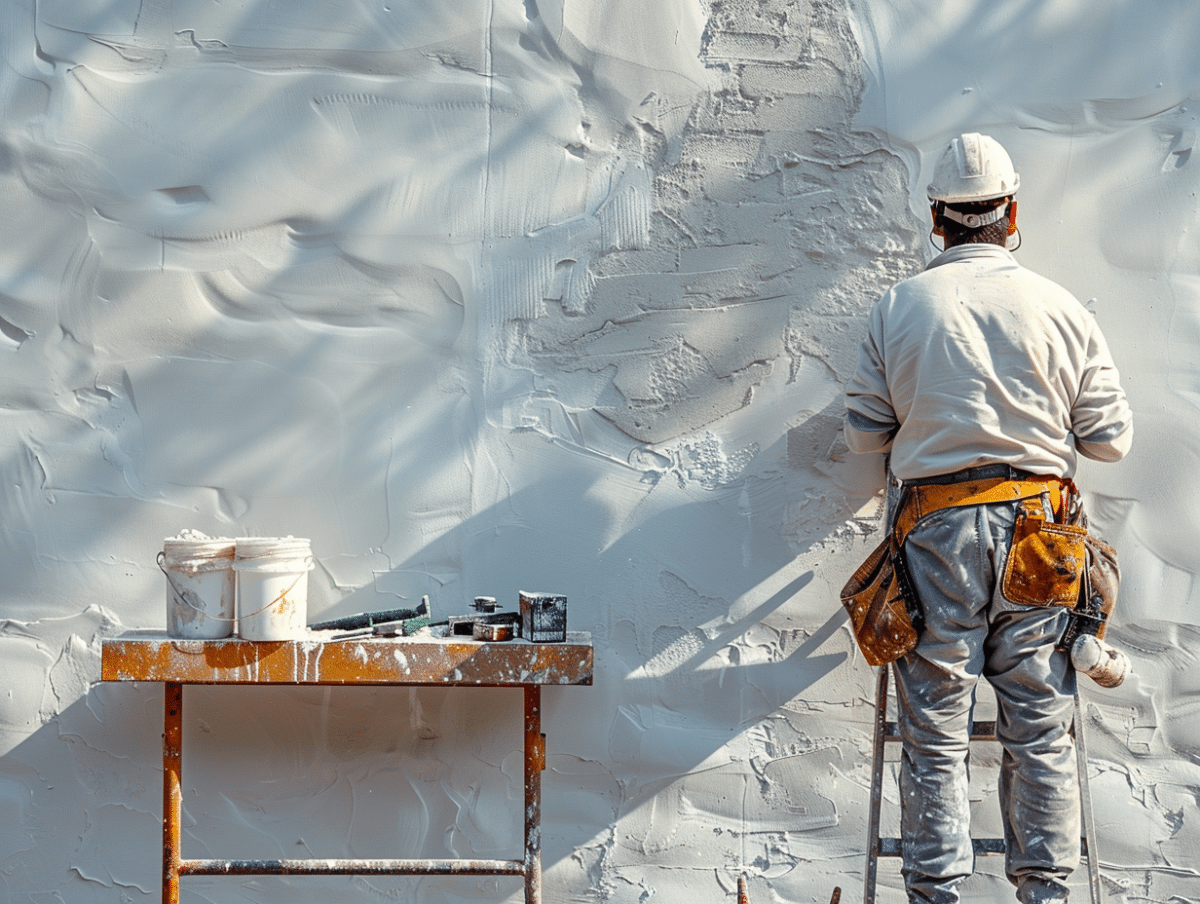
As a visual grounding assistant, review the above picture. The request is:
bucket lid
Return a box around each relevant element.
[234,536,314,570]
[161,536,236,573]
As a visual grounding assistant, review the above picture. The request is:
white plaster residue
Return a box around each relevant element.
[70,803,157,894]
[1,0,1198,900]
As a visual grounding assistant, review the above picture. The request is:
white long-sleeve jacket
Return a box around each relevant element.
[843,244,1132,481]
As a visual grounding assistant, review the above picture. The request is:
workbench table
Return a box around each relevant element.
[100,631,594,904]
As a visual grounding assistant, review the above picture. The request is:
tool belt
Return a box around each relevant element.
[840,466,1116,666]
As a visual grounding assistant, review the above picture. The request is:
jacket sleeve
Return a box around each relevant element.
[843,300,899,454]
[1071,320,1133,462]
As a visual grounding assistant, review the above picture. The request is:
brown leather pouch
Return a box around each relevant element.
[1080,533,1119,640]
[1056,484,1121,648]
[840,537,919,666]
[1001,501,1087,608]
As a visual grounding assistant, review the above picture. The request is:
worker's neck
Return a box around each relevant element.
[943,235,1007,251]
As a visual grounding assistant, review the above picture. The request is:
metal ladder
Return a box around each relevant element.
[863,665,1103,904]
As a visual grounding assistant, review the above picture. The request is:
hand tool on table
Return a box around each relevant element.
[310,596,432,639]
[443,596,522,641]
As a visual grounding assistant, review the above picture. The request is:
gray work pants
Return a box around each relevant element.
[894,500,1079,904]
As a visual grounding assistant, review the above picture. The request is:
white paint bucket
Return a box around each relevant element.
[234,537,314,640]
[160,537,236,639]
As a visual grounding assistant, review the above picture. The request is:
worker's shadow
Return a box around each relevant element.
[321,436,862,790]
[618,568,846,715]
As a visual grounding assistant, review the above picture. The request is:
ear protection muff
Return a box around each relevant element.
[1006,200,1021,250]
[930,201,946,237]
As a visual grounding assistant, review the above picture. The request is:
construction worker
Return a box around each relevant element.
[842,133,1133,904]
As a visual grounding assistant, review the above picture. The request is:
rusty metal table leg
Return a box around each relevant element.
[163,682,183,904]
[524,685,545,904]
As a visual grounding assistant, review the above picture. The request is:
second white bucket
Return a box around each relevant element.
[234,537,314,641]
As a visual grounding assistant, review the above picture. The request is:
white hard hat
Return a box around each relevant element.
[927,132,1020,204]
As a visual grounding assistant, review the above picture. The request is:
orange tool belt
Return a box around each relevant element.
[841,473,1077,666]
[895,475,1067,540]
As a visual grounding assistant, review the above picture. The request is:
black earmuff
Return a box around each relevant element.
[930,201,946,237]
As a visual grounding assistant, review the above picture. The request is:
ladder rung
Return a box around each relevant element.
[878,837,1091,859]
[878,838,1006,857]
[884,721,997,740]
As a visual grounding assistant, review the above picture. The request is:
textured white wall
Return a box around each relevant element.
[0,0,1196,902]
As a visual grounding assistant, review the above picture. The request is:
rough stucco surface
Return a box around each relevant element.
[0,0,1197,901]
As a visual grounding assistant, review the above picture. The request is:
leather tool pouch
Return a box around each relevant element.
[1081,534,1119,638]
[1001,499,1088,608]
[840,536,921,666]
[1057,488,1120,649]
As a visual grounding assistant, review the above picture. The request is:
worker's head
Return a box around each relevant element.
[927,132,1019,250]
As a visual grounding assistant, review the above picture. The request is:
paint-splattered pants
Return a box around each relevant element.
[893,500,1079,904]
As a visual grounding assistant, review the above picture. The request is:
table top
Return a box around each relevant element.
[101,631,593,686]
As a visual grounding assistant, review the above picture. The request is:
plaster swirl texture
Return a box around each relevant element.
[0,0,1197,902]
